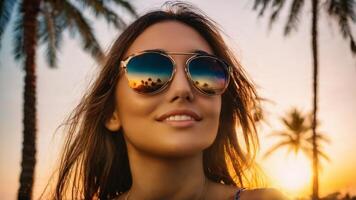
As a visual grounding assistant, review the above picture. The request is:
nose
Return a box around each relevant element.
[166,56,194,102]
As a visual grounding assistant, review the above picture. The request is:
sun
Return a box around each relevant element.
[265,152,312,197]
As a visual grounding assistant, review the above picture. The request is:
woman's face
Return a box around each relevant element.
[106,21,221,157]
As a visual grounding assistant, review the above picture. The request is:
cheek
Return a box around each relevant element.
[115,80,159,128]
[210,97,221,120]
[200,97,221,141]
[115,90,164,154]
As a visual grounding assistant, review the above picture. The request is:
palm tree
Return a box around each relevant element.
[0,0,137,199]
[264,108,330,192]
[252,1,355,199]
[264,108,310,158]
[264,108,329,158]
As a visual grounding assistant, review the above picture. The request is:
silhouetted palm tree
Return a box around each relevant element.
[264,108,309,157]
[264,108,329,158]
[253,1,355,199]
[0,0,137,199]
[264,108,330,190]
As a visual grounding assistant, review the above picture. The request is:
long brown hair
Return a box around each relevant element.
[46,2,262,199]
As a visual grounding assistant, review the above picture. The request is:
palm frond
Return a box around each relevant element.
[268,131,292,137]
[285,142,301,155]
[350,35,356,53]
[284,0,305,35]
[327,0,355,22]
[268,131,294,141]
[78,0,126,29]
[281,115,305,132]
[281,117,294,130]
[306,133,330,144]
[317,148,331,162]
[61,0,104,62]
[253,0,273,16]
[326,0,356,54]
[38,2,64,68]
[281,108,310,133]
[300,145,313,158]
[110,0,138,17]
[0,0,17,48]
[269,0,286,28]
[12,1,25,63]
[263,140,291,158]
[302,146,330,162]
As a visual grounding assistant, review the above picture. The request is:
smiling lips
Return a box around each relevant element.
[157,109,202,121]
[165,115,194,121]
[156,109,202,128]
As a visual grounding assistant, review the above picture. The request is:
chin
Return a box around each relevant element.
[149,140,214,158]
[126,133,216,158]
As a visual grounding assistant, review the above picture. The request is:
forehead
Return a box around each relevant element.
[124,21,214,57]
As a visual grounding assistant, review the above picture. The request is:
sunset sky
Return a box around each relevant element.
[1,0,355,199]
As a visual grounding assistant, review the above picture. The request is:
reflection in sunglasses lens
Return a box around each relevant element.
[189,57,228,95]
[126,53,173,93]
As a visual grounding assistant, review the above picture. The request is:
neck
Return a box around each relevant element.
[126,145,207,200]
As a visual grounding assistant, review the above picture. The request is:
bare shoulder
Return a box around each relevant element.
[206,180,243,200]
[240,188,289,200]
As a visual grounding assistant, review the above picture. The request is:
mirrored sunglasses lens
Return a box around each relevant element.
[126,52,173,93]
[189,57,228,95]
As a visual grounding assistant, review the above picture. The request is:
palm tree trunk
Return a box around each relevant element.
[311,0,319,200]
[17,0,40,199]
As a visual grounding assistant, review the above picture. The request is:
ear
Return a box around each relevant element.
[105,110,121,131]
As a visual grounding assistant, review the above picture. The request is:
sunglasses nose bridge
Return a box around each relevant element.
[167,56,195,97]
[168,54,192,83]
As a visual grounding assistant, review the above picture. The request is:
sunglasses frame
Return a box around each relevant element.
[120,50,231,96]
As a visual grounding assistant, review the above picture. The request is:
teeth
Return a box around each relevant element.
[165,115,194,121]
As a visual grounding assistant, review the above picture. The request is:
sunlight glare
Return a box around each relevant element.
[269,152,312,196]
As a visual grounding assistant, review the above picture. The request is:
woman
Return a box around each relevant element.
[49,2,286,200]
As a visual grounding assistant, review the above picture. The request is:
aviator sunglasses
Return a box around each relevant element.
[120,50,231,95]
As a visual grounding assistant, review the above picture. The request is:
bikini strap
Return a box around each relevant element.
[234,188,246,200]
